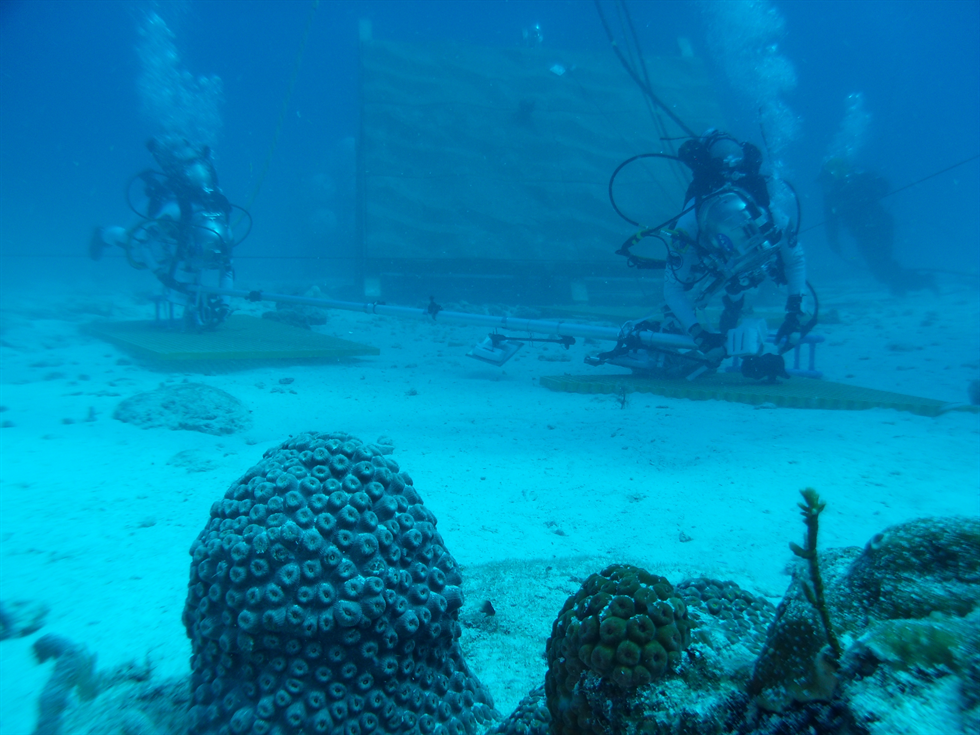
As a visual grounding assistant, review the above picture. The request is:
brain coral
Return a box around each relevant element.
[836,516,980,623]
[544,564,690,735]
[183,431,496,735]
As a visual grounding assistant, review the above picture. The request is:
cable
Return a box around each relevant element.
[594,0,696,138]
[617,0,688,191]
[803,280,819,338]
[608,152,684,226]
[229,204,253,247]
[125,169,164,219]
[881,152,979,200]
[238,0,320,218]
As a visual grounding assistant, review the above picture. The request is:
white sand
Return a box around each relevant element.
[1,275,977,732]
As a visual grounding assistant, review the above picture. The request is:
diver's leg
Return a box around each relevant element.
[862,209,935,294]
[719,292,744,333]
[849,211,908,293]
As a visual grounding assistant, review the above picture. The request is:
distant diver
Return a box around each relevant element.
[819,158,936,296]
[89,135,248,330]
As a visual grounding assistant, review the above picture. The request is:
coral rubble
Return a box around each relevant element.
[114,383,250,435]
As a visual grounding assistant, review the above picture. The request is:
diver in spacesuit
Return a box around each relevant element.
[89,135,237,330]
[663,130,809,365]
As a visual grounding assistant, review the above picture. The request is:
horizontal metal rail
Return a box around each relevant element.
[190,285,697,350]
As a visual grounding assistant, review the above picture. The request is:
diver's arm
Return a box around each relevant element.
[663,247,700,332]
[661,201,702,331]
[780,237,806,297]
[673,202,698,236]
[773,238,808,352]
[665,246,728,362]
[101,226,128,248]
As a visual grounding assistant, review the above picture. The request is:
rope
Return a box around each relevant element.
[238,0,320,218]
[594,0,696,138]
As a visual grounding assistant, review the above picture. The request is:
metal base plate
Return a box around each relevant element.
[466,337,524,366]
[540,373,976,417]
[84,314,380,361]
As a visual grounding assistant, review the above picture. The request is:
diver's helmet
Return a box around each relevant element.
[822,157,849,179]
[148,135,197,172]
[184,160,216,191]
[696,189,780,278]
[706,136,744,171]
[678,130,769,197]
[147,135,217,193]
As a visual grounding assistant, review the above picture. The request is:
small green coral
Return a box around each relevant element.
[599,616,627,644]
[590,644,616,674]
[627,615,656,644]
[615,639,641,666]
[544,564,690,735]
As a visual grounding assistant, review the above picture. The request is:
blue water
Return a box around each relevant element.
[1,0,977,284]
[1,3,979,732]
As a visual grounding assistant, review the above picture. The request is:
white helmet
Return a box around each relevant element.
[697,190,778,275]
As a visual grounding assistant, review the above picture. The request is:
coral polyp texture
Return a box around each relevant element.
[544,564,691,735]
[183,431,496,735]
[836,516,980,623]
[674,578,776,656]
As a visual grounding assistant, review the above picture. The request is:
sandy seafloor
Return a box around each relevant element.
[0,271,978,733]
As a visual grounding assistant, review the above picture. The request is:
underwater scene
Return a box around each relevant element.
[1,1,978,733]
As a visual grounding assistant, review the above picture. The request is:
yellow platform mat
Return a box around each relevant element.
[85,315,380,362]
[540,373,977,417]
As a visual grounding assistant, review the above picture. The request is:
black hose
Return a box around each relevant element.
[125,169,164,220]
[608,152,684,226]
[594,0,696,138]
[230,204,253,247]
[802,280,820,338]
